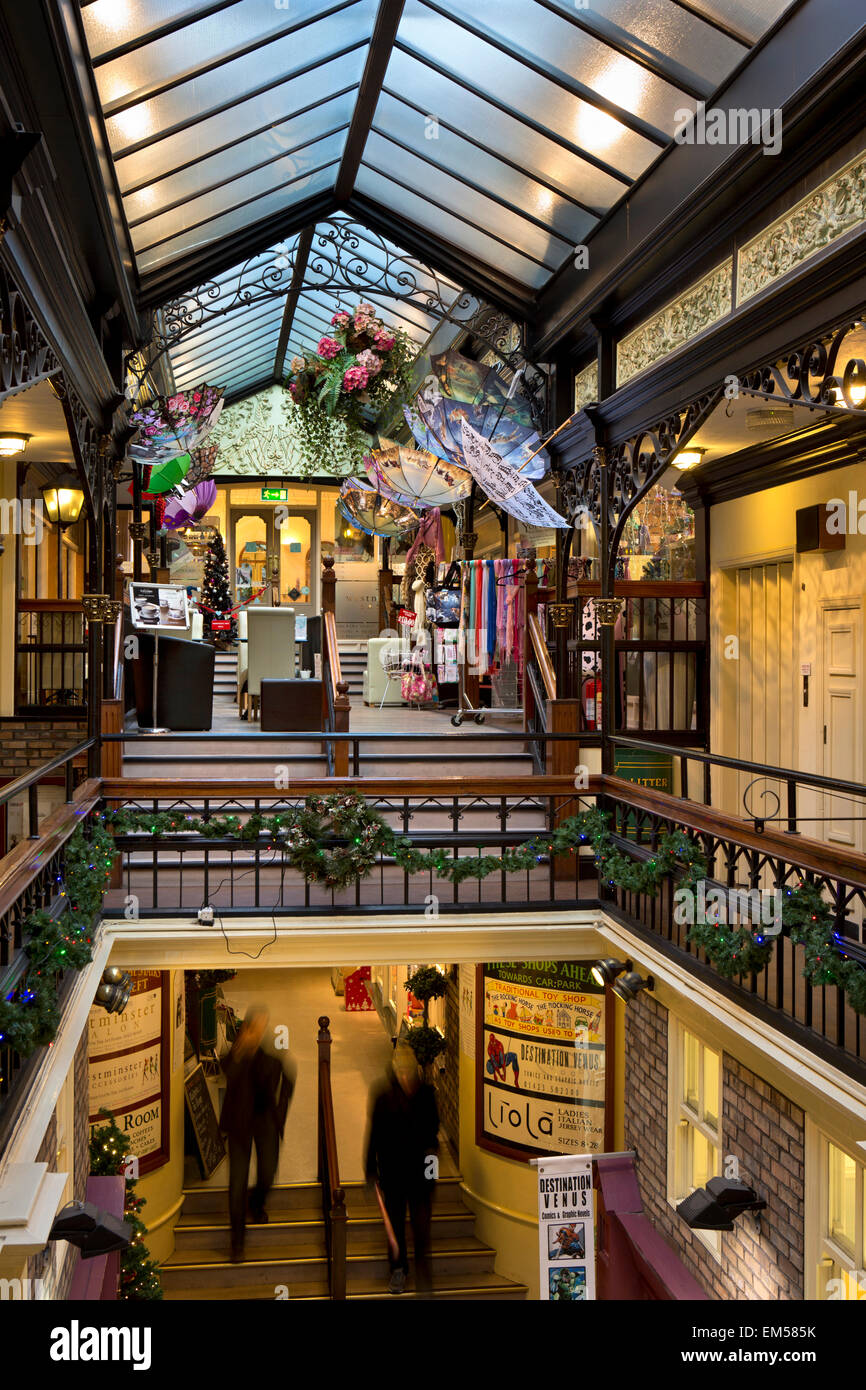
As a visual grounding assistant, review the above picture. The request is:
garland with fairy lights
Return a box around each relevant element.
[0,822,115,1056]
[89,1108,162,1300]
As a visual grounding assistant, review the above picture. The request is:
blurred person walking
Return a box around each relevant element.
[365,1041,439,1296]
[219,1004,296,1261]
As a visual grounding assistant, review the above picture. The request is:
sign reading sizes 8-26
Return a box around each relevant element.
[477,962,605,1159]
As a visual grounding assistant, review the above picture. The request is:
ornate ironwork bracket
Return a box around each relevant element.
[0,260,61,401]
[739,314,866,413]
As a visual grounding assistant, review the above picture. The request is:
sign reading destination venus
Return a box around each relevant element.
[479,962,605,1157]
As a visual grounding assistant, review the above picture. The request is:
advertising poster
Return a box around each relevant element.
[129,581,190,631]
[477,961,605,1158]
[88,969,169,1173]
[537,1154,596,1301]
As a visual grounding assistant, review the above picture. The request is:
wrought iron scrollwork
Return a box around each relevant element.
[742,777,782,832]
[0,261,61,401]
[740,315,866,412]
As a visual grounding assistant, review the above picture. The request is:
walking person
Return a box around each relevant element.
[365,1041,439,1296]
[219,1004,296,1262]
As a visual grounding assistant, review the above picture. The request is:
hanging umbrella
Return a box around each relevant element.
[129,384,224,464]
[184,442,218,487]
[163,479,217,530]
[144,452,192,495]
[338,479,419,538]
[411,395,548,479]
[362,442,472,509]
[429,348,535,426]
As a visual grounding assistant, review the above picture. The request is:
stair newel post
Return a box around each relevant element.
[321,555,335,733]
[317,1015,331,1185]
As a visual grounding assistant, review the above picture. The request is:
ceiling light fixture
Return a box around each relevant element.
[0,432,31,457]
[672,447,706,470]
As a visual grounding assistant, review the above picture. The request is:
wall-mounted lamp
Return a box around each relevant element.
[677,1176,767,1231]
[94,966,132,1015]
[48,1201,132,1259]
[0,432,31,457]
[611,970,654,1004]
[590,957,632,988]
[671,447,706,471]
[40,473,86,598]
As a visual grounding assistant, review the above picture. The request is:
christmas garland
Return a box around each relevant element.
[102,797,866,1014]
[0,822,115,1056]
[89,1109,162,1300]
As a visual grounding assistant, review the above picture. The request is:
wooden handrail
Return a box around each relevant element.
[597,774,866,891]
[17,599,85,613]
[569,581,707,598]
[323,610,343,690]
[101,775,582,799]
[317,1016,346,1300]
[528,611,556,701]
[0,779,101,922]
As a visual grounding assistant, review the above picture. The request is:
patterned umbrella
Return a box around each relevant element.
[184,442,218,488]
[410,395,548,479]
[129,384,224,464]
[429,348,536,429]
[337,479,419,538]
[362,442,472,509]
[163,479,217,530]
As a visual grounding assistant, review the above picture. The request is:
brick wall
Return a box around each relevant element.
[0,719,86,780]
[434,970,459,1163]
[624,992,806,1299]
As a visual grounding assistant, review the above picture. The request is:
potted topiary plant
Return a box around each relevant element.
[403,965,449,1071]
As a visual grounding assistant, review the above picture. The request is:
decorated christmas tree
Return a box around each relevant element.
[89,1109,163,1300]
[200,530,236,643]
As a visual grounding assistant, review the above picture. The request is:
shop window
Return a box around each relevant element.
[669,1021,722,1255]
[332,502,374,562]
[816,1138,866,1299]
[617,485,695,581]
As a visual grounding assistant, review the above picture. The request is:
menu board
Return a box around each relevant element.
[477,961,606,1160]
[184,1064,226,1179]
[88,969,170,1174]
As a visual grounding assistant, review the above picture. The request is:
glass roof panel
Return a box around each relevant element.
[380,47,628,212]
[561,0,748,85]
[129,131,347,253]
[173,310,286,371]
[685,0,793,45]
[355,166,551,288]
[82,0,238,60]
[102,12,373,156]
[114,50,364,190]
[362,130,574,271]
[138,163,336,271]
[396,0,660,182]
[372,90,596,239]
[123,94,354,221]
[443,0,693,137]
[94,0,367,108]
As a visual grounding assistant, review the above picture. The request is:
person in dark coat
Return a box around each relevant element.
[219,1004,295,1261]
[364,1042,439,1296]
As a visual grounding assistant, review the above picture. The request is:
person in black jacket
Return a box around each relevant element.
[364,1041,439,1296]
[219,1004,295,1262]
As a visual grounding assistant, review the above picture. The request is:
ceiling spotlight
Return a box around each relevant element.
[95,966,132,1014]
[0,432,31,457]
[677,1177,767,1231]
[611,970,654,1004]
[48,1201,133,1259]
[590,957,632,988]
[672,447,706,470]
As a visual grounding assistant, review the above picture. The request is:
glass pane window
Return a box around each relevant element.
[683,1030,700,1110]
[828,1144,857,1254]
[703,1048,720,1129]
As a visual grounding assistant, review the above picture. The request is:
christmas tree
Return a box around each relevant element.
[200,530,236,643]
[89,1109,163,1300]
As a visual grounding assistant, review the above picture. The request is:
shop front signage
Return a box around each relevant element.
[537,1154,596,1300]
[88,969,170,1173]
[476,961,606,1160]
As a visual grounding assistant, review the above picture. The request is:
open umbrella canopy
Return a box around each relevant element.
[429,348,536,432]
[184,442,218,488]
[338,478,419,538]
[411,395,548,479]
[163,479,217,530]
[144,453,192,495]
[363,442,472,509]
[129,384,224,464]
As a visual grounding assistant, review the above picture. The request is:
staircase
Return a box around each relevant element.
[161,1176,527,1300]
[337,640,366,699]
[213,648,238,702]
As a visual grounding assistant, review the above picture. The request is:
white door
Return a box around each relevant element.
[821,605,862,849]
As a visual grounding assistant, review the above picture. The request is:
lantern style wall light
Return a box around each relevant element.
[40,472,85,598]
[0,432,31,457]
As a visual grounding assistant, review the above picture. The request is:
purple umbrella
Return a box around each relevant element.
[163,479,217,531]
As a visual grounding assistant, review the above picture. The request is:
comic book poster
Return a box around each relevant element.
[479,961,605,1158]
[537,1154,596,1301]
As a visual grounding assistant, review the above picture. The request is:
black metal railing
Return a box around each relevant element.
[16,602,87,715]
[317,1017,346,1299]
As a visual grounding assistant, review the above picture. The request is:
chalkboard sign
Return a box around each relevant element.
[184,1064,226,1178]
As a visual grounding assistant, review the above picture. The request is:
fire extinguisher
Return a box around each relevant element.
[583,677,602,730]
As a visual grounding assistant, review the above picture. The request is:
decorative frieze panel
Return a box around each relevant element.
[208,385,310,477]
[616,261,732,389]
[738,150,866,304]
[574,361,598,411]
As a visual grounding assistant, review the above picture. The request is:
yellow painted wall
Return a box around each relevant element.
[133,969,186,1265]
[457,959,627,1300]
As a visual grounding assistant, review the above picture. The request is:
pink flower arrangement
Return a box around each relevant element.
[342,365,369,393]
[357,349,382,376]
[373,328,395,351]
[317,336,341,360]
[290,355,305,372]
[331,310,351,328]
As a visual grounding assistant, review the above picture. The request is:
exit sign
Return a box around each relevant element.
[261,487,287,501]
